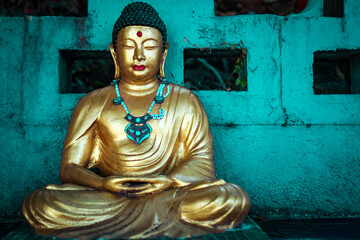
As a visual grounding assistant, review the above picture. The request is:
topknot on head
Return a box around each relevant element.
[112,2,167,52]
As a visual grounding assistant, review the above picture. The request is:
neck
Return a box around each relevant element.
[119,76,160,96]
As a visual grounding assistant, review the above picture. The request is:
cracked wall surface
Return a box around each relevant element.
[0,0,359,220]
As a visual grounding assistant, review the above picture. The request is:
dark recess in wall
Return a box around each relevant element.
[313,49,360,94]
[59,50,114,94]
[184,48,247,91]
[324,0,344,17]
[0,0,88,17]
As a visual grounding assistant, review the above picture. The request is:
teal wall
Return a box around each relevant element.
[0,0,359,220]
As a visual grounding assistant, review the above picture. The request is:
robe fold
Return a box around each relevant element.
[22,83,250,239]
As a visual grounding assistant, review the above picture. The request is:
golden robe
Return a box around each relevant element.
[22,83,250,239]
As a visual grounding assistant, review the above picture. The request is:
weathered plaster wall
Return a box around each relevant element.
[0,0,359,220]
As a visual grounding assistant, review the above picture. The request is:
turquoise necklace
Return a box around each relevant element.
[111,79,171,145]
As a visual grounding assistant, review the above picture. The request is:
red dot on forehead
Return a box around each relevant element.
[137,31,142,37]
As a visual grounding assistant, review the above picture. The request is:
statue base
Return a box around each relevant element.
[2,217,270,240]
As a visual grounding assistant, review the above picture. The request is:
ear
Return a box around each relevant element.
[110,42,121,79]
[159,42,169,79]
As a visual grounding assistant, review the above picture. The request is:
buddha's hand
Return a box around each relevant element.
[101,175,172,197]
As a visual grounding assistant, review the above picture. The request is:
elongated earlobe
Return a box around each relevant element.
[110,42,121,79]
[159,42,169,79]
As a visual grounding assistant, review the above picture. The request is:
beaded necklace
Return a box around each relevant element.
[111,79,171,145]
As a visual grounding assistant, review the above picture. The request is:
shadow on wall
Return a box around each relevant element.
[215,0,344,17]
[0,0,87,17]
[215,0,309,16]
[0,0,344,17]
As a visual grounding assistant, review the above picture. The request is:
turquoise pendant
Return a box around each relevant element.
[113,97,123,105]
[154,96,164,104]
[125,123,152,145]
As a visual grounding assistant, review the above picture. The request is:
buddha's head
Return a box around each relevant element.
[110,2,168,81]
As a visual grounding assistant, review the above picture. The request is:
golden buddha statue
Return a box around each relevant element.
[22,2,250,239]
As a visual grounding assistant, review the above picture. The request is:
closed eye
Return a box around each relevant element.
[122,39,136,49]
[144,46,158,50]
[143,39,159,50]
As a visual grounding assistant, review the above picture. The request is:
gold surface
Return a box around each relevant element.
[22,26,250,239]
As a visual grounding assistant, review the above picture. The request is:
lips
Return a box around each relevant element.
[133,65,146,70]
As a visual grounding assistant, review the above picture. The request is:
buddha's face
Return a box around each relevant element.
[113,26,167,82]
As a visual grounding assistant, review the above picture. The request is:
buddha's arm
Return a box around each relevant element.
[168,93,216,187]
[60,90,106,189]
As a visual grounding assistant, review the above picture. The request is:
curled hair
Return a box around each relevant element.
[112,2,167,52]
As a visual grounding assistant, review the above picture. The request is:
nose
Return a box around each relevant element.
[133,46,145,61]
